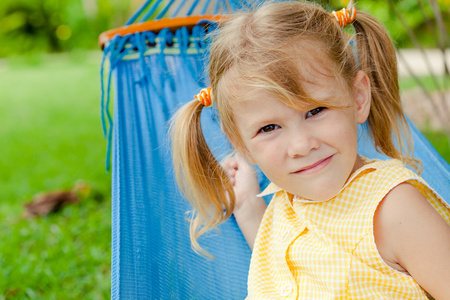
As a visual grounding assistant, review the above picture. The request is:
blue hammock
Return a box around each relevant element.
[100,1,450,298]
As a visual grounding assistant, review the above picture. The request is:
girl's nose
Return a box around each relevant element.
[286,129,320,158]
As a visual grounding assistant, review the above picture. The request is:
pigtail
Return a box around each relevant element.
[352,9,420,172]
[170,99,235,258]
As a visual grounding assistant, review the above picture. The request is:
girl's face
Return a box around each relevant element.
[233,70,371,201]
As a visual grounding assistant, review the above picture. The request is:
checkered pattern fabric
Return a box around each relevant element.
[247,158,450,299]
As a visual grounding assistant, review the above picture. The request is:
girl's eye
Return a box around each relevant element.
[259,124,280,133]
[306,107,326,118]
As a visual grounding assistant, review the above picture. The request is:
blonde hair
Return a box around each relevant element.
[171,1,417,256]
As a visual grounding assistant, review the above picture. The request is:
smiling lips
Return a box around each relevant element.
[293,155,334,174]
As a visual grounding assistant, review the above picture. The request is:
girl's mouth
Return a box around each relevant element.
[293,155,334,175]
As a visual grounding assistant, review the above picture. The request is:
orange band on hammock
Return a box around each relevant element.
[331,8,357,28]
[99,16,223,48]
[194,87,213,107]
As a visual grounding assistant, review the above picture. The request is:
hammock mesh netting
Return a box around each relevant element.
[100,0,450,298]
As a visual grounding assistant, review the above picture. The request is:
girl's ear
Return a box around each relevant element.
[353,70,371,124]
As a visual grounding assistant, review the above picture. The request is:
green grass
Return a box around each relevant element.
[0,52,111,299]
[399,75,450,93]
[422,129,450,164]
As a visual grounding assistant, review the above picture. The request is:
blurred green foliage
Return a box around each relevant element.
[323,0,450,48]
[353,0,450,48]
[0,0,449,57]
[0,0,141,57]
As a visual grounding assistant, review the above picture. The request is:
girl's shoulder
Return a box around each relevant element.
[359,156,450,238]
[356,157,446,202]
[373,178,450,298]
[354,156,421,189]
[346,157,449,217]
[342,157,419,199]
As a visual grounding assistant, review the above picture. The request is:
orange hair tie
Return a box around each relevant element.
[194,87,213,107]
[331,7,357,28]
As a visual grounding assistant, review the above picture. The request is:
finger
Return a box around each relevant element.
[224,165,235,179]
[222,156,238,170]
[221,158,231,169]
[225,172,235,186]
[234,153,254,172]
[229,159,238,170]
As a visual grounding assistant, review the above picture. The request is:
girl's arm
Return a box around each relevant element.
[223,154,267,250]
[374,183,450,299]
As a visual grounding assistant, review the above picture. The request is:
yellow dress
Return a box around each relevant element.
[247,158,450,299]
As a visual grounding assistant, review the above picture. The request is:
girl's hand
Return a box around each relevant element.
[222,153,261,212]
[222,153,267,250]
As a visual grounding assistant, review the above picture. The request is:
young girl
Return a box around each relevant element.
[171,1,450,298]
